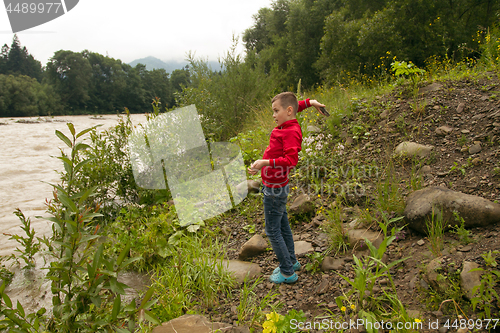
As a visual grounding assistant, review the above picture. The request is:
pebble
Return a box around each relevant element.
[469,143,481,154]
[458,245,472,252]
[417,239,425,246]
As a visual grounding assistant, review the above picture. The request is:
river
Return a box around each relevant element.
[0,113,148,258]
[0,114,149,314]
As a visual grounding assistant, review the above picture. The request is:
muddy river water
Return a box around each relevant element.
[0,114,149,313]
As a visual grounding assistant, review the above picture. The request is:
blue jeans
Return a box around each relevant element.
[262,184,297,276]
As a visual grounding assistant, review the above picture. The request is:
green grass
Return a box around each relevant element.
[150,234,236,322]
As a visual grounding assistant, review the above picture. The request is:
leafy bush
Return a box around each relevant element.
[103,203,179,272]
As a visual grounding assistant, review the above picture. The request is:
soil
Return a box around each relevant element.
[205,73,500,332]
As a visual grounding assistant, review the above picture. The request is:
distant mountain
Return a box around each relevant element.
[128,56,221,73]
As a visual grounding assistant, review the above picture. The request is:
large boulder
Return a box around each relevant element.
[404,187,500,234]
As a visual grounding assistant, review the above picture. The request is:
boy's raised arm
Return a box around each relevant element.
[298,99,327,115]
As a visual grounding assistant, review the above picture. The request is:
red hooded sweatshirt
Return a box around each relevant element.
[261,99,310,188]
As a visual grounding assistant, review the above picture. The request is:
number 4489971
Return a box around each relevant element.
[6,3,62,14]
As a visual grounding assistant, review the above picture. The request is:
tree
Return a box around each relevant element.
[171,68,190,93]
[3,35,43,81]
[46,50,92,112]
[119,63,146,113]
[83,51,127,113]
[142,68,174,110]
[286,0,338,88]
[0,44,9,75]
[243,0,293,88]
[0,75,36,117]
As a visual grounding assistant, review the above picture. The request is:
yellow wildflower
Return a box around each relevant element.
[262,322,277,333]
[350,304,355,310]
[263,311,282,333]
[341,306,346,312]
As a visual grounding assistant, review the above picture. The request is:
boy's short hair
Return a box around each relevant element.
[272,92,299,115]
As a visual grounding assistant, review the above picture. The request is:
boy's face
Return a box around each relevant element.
[272,100,294,127]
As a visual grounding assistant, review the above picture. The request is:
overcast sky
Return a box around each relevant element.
[0,0,272,66]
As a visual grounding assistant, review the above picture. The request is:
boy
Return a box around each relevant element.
[248,92,325,284]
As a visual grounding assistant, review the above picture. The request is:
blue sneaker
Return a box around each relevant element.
[272,261,301,275]
[270,271,298,284]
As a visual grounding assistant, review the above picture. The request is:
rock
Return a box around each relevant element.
[247,179,261,193]
[404,187,500,234]
[301,233,312,241]
[418,83,443,94]
[469,143,481,154]
[289,194,315,215]
[294,241,314,256]
[322,257,345,271]
[394,141,434,159]
[348,229,384,250]
[423,257,450,293]
[312,233,329,247]
[152,314,232,333]
[315,278,330,295]
[349,218,362,229]
[409,275,419,289]
[472,157,482,166]
[435,126,453,136]
[456,102,465,113]
[407,309,421,319]
[457,245,472,252]
[221,260,262,284]
[221,226,231,236]
[461,129,470,134]
[460,261,483,300]
[235,179,261,196]
[420,165,432,175]
[417,239,425,246]
[307,125,321,133]
[238,235,268,260]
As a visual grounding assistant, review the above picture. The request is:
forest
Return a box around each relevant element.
[0,0,497,123]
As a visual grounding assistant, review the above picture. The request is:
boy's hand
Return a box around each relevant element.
[309,99,327,115]
[248,159,270,175]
